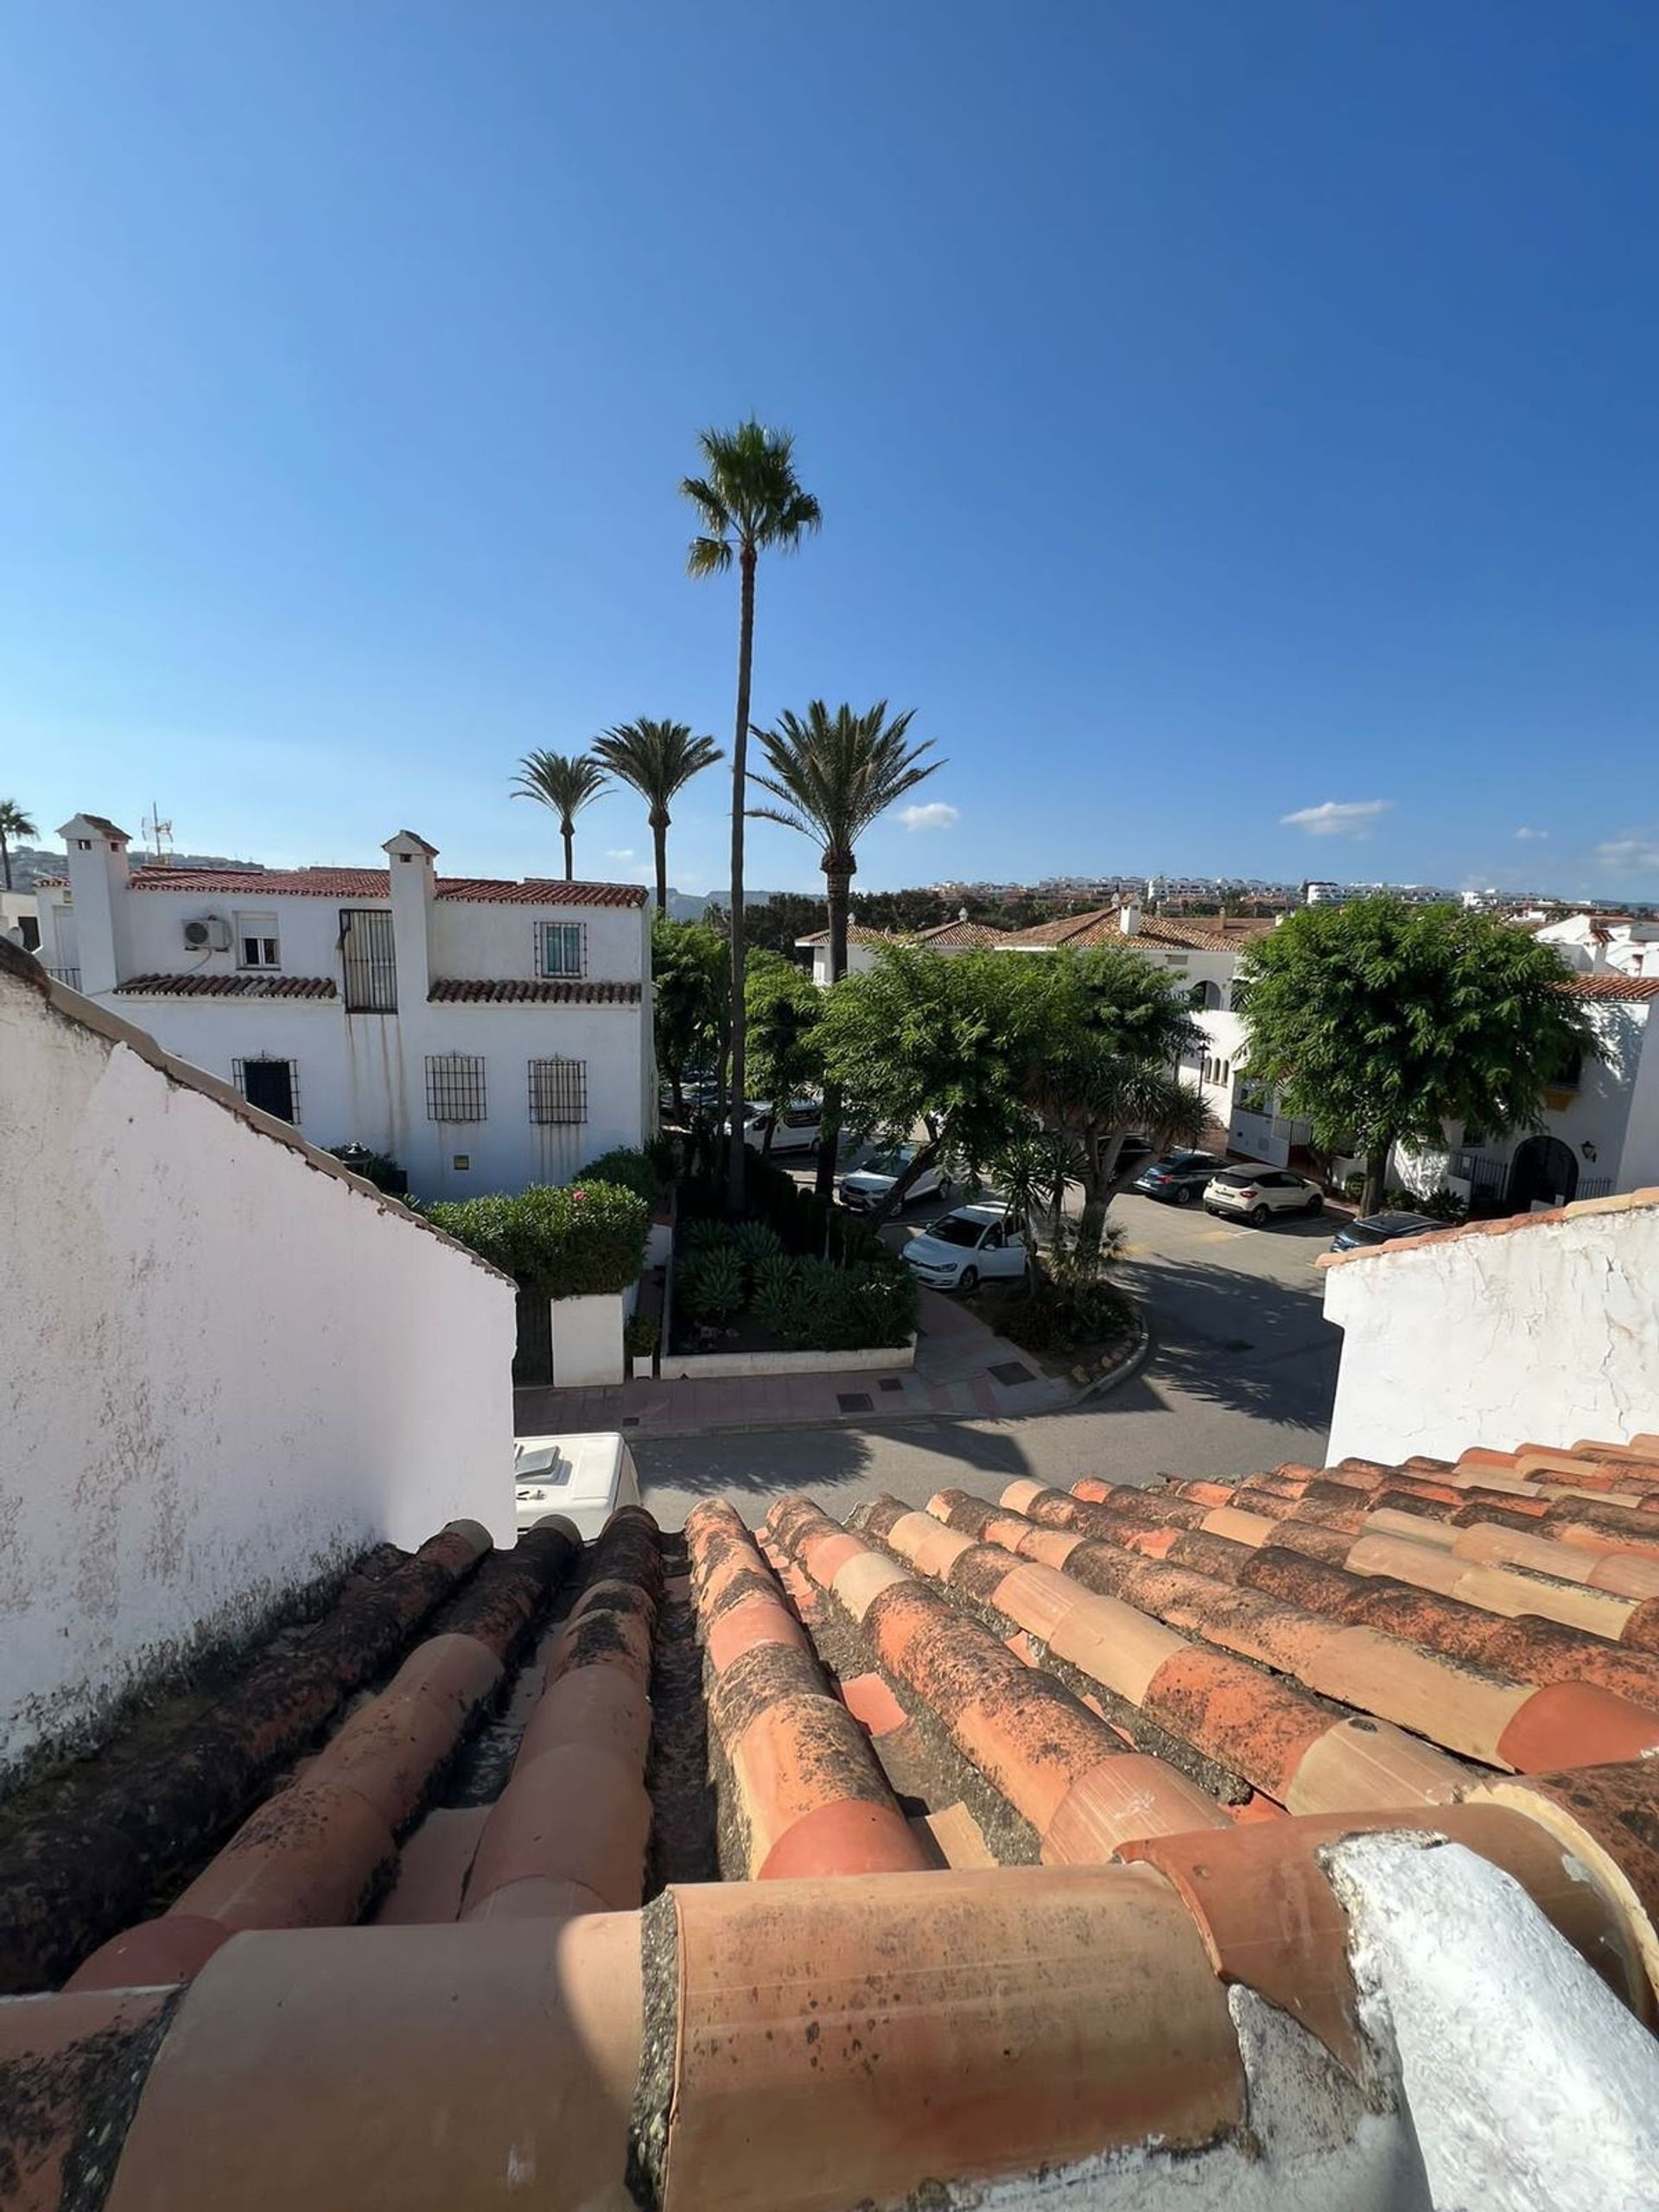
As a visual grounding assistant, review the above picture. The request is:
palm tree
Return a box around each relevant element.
[750,700,942,1194]
[0,800,37,893]
[593,718,722,912]
[683,421,822,1211]
[511,751,610,880]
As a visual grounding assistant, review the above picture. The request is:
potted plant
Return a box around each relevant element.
[625,1313,660,1380]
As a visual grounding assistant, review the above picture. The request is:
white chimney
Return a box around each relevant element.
[59,814,133,994]
[1119,900,1141,937]
[383,829,438,1007]
[958,906,969,923]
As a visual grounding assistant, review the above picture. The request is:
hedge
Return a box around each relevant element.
[426,1179,649,1299]
[574,1146,663,1209]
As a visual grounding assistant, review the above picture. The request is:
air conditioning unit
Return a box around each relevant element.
[183,916,232,952]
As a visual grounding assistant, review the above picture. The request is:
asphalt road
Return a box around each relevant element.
[635,1189,1341,1529]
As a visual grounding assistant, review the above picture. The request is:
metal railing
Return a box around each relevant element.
[1576,1175,1614,1202]
[44,965,82,990]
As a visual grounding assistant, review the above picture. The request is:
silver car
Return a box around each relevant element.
[839,1144,951,1213]
[1204,1166,1325,1227]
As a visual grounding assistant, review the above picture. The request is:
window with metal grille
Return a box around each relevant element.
[339,906,397,1011]
[233,1057,299,1124]
[536,921,586,978]
[527,1057,588,1125]
[426,1053,488,1122]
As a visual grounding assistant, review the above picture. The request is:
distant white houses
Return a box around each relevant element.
[794,912,1008,987]
[35,816,656,1198]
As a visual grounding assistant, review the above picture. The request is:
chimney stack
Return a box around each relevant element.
[1119,900,1141,937]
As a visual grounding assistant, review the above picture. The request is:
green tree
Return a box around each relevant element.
[593,718,722,912]
[1236,898,1598,1214]
[511,751,610,879]
[744,950,823,1154]
[682,420,822,1212]
[817,946,1036,1222]
[750,699,942,1195]
[0,800,37,893]
[652,915,730,1120]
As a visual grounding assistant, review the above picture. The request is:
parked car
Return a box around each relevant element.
[1110,1134,1157,1177]
[840,1144,953,1212]
[901,1204,1028,1292]
[1328,1210,1442,1255]
[1133,1150,1228,1206]
[743,1099,824,1155]
[1204,1166,1325,1227]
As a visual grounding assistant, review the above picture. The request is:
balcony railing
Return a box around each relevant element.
[44,965,82,991]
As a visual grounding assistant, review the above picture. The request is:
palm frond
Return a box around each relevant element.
[680,423,821,568]
[746,701,944,861]
[511,749,612,824]
[594,720,723,810]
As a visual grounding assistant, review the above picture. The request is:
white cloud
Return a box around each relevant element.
[1279,799,1392,839]
[605,847,636,861]
[1594,834,1659,875]
[900,802,960,832]
[1514,827,1549,842]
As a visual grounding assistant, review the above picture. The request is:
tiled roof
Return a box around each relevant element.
[796,918,1010,950]
[9,1433,1659,2205]
[127,867,646,907]
[428,977,643,1004]
[1319,1184,1659,1269]
[1564,973,1659,1000]
[114,972,339,1000]
[1000,902,1275,953]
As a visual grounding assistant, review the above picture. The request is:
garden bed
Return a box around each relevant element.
[961,1274,1139,1383]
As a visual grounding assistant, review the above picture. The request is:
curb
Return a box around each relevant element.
[1073,1317,1153,1404]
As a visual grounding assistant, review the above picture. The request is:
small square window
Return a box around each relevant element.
[528,1058,588,1125]
[427,1054,488,1122]
[537,922,585,978]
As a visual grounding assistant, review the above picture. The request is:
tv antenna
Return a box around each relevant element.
[141,801,175,866]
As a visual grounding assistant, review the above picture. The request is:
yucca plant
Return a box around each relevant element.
[683,1242,746,1325]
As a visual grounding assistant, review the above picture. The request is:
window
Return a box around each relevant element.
[237,912,281,969]
[233,1057,299,1124]
[340,907,397,1011]
[426,1053,487,1122]
[537,922,585,979]
[528,1057,588,1125]
[1189,979,1222,1011]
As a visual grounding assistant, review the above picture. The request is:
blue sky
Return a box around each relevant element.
[3,3,1656,899]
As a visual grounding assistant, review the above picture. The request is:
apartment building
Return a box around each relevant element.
[35,815,655,1197]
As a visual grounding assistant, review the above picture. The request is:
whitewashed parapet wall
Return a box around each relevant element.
[0,950,518,1777]
[1320,1189,1659,1465]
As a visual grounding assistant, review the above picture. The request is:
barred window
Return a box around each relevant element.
[528,1057,588,1125]
[426,1053,488,1122]
[233,1057,299,1124]
[537,922,585,978]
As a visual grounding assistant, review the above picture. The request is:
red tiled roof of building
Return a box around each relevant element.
[796,917,1010,950]
[1000,902,1276,954]
[1319,1184,1659,1269]
[427,977,643,1004]
[1563,973,1659,1000]
[126,867,647,906]
[8,1427,1659,2205]
[114,973,339,1000]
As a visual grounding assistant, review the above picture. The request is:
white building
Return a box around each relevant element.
[794,912,1008,988]
[35,815,655,1198]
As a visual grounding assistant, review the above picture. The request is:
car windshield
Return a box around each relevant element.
[926,1215,986,1248]
[861,1151,910,1177]
[1346,1221,1389,1243]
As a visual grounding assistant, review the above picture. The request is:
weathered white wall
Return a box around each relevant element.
[0,962,519,1777]
[1321,1192,1659,1464]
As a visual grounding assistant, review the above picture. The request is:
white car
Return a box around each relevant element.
[741,1099,824,1154]
[838,1144,952,1213]
[902,1204,1028,1292]
[1204,1166,1325,1226]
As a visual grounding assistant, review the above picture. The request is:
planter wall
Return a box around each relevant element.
[660,1335,916,1382]
[550,1290,626,1388]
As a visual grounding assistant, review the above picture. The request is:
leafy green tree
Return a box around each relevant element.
[511,751,610,879]
[1236,898,1598,1213]
[743,950,823,1153]
[593,718,722,912]
[682,420,822,1211]
[652,915,730,1119]
[750,699,942,1196]
[0,800,37,893]
[817,946,1035,1222]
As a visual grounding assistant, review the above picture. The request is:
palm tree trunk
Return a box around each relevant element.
[0,835,10,893]
[563,822,575,880]
[727,546,757,1215]
[814,858,852,1200]
[652,812,670,914]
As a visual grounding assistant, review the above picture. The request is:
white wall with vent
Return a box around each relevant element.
[0,957,518,1778]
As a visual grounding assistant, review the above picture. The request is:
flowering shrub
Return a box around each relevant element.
[427,1179,648,1299]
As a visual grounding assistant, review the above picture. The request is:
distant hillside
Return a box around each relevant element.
[7,846,264,892]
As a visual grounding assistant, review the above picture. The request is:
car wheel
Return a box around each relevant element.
[1249,1205,1270,1228]
[1173,1184,1194,1206]
[957,1266,979,1293]
[1304,1193,1324,1217]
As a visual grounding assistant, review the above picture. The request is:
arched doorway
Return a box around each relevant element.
[1508,1134,1579,1212]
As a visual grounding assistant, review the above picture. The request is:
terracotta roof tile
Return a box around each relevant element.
[126,867,646,906]
[1562,973,1659,999]
[427,976,642,1003]
[999,902,1275,953]
[1320,1183,1659,1268]
[10,1440,1659,2206]
[114,972,338,999]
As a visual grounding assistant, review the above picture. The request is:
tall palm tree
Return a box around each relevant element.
[683,421,822,1211]
[511,751,610,880]
[750,699,942,1195]
[0,800,37,893]
[592,718,722,912]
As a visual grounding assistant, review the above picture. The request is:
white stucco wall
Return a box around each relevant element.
[0,962,519,1777]
[1321,1193,1659,1465]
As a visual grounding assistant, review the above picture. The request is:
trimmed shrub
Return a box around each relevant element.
[427,1179,648,1299]
[575,1147,660,1208]
[625,1313,660,1357]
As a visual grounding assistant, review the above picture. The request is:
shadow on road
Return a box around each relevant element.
[1114,1249,1338,1434]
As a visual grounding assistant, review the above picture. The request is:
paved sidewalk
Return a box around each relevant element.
[512,1288,1071,1440]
